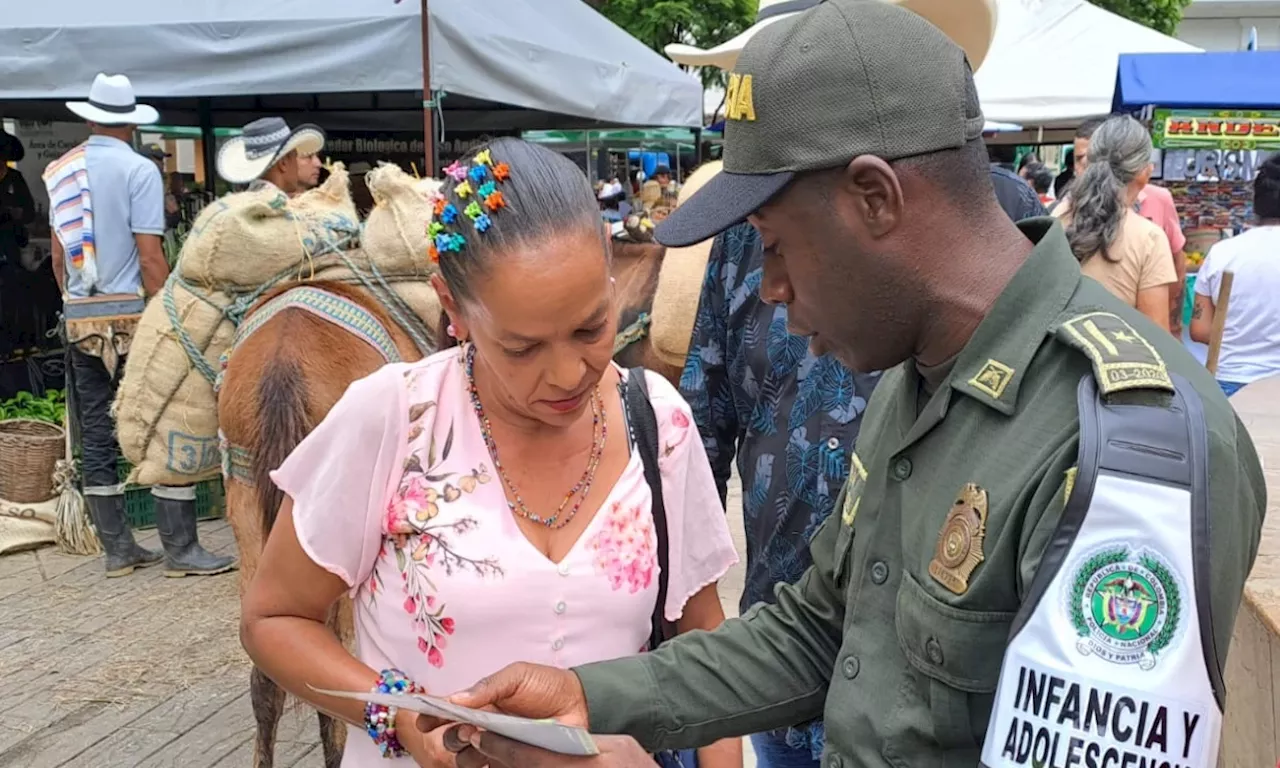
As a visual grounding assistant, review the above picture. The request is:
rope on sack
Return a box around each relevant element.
[614,312,652,354]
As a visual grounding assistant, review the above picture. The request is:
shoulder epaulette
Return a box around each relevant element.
[1054,311,1174,396]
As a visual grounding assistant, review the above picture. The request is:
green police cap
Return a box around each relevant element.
[655,0,986,248]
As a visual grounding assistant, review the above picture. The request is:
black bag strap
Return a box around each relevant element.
[624,367,677,651]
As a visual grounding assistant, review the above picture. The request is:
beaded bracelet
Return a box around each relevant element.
[365,668,424,759]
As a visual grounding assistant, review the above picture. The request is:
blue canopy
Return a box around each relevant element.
[1113,51,1280,111]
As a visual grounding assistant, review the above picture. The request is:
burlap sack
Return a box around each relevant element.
[650,162,723,370]
[115,282,237,487]
[0,497,58,555]
[178,164,359,290]
[362,164,442,277]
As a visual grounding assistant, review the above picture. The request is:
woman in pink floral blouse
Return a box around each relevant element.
[240,139,741,767]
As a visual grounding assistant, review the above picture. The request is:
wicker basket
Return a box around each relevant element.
[0,420,65,504]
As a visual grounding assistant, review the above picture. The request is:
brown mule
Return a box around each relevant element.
[610,240,684,387]
[218,280,430,768]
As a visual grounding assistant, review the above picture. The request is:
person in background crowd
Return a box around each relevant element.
[48,73,233,578]
[0,128,39,359]
[1137,178,1188,334]
[1016,151,1040,179]
[1053,115,1175,330]
[240,138,741,768]
[1051,148,1074,203]
[1191,154,1280,396]
[1025,162,1055,206]
[1071,116,1106,180]
[216,117,325,196]
[641,165,678,210]
[140,144,182,232]
[989,162,1047,221]
[0,129,34,268]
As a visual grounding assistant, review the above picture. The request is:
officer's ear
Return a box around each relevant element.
[840,155,903,240]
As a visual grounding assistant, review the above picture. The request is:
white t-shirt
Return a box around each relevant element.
[1194,225,1280,383]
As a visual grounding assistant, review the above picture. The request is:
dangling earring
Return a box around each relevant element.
[446,323,457,338]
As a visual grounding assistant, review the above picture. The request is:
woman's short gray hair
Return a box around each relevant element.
[1065,115,1153,264]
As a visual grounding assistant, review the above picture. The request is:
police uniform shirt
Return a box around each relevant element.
[573,219,1266,766]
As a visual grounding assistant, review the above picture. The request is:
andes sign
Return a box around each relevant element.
[1154,109,1280,151]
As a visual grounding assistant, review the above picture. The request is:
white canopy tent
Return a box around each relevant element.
[0,0,703,129]
[976,0,1200,125]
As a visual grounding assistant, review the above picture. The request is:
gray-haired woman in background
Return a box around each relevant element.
[1052,115,1176,331]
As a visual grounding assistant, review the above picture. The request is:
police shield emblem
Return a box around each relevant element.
[929,483,989,594]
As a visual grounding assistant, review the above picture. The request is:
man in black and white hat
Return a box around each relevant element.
[217,117,326,197]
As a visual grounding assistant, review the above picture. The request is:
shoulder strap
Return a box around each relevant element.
[1008,372,1221,706]
[1054,310,1175,397]
[624,367,677,650]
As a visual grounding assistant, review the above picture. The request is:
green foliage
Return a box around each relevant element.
[1091,0,1194,36]
[0,389,66,426]
[593,0,756,88]
[1139,554,1181,655]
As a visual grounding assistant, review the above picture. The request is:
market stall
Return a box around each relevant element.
[1113,50,1280,348]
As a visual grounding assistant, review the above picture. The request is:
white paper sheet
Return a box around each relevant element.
[309,687,600,756]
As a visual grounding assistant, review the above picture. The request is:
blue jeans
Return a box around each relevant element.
[751,732,822,768]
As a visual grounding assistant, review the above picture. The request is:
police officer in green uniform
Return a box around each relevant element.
[420,2,1267,766]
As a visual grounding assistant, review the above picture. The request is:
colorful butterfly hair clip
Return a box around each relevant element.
[455,180,473,199]
[468,165,488,184]
[492,163,510,182]
[483,190,506,212]
[477,180,497,198]
[474,213,493,233]
[444,161,469,182]
[440,203,460,224]
[464,201,484,221]
[474,149,494,167]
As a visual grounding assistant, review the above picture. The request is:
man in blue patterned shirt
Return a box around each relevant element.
[679,219,878,767]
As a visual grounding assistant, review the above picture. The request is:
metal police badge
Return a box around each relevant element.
[929,483,988,594]
[1067,545,1182,671]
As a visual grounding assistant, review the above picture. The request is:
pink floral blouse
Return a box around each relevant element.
[271,348,739,766]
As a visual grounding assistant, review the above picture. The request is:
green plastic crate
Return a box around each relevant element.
[117,459,225,530]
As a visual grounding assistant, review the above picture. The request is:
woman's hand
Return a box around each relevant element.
[398,708,460,767]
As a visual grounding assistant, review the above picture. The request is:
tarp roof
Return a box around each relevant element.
[975,0,1199,125]
[0,0,703,130]
[1113,51,1280,110]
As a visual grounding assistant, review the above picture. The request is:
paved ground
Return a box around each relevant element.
[0,477,753,767]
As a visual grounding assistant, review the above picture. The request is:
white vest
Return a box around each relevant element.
[981,373,1222,768]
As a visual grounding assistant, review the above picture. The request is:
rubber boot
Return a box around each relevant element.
[153,495,237,577]
[85,494,163,577]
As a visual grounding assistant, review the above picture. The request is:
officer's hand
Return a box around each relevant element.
[447,724,652,768]
[415,662,589,735]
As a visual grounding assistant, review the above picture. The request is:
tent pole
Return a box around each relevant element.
[421,0,437,177]
[199,98,216,194]
[694,128,703,167]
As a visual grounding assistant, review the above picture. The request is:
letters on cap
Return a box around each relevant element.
[725,73,757,122]
[1056,312,1174,396]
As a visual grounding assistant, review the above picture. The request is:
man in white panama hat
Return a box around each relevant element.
[217,117,326,197]
[46,72,235,579]
[665,0,996,72]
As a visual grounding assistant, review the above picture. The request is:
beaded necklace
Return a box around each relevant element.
[464,344,606,529]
